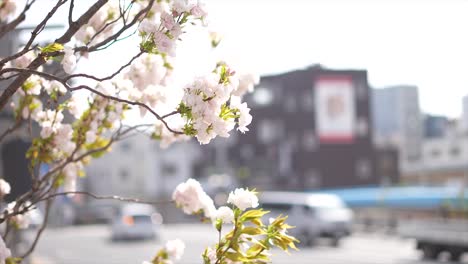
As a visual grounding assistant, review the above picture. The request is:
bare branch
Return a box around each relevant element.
[68,0,75,25]
[0,0,37,39]
[0,46,37,70]
[23,0,68,52]
[0,0,110,111]
[64,50,144,82]
[21,199,52,259]
[75,0,155,53]
[39,191,173,205]
[0,118,22,143]
[162,110,180,119]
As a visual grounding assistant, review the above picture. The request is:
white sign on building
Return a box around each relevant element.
[315,76,356,143]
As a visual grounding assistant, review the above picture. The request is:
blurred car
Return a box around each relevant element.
[260,192,354,247]
[110,204,161,241]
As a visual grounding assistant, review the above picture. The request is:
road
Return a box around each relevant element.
[30,224,467,264]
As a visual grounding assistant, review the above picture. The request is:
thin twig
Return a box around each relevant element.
[39,191,173,205]
[21,198,53,259]
[0,119,22,143]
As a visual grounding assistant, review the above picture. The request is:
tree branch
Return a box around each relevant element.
[0,0,110,111]
[0,0,37,39]
[68,0,75,25]
[64,50,144,82]
[0,118,22,143]
[0,66,183,134]
[23,0,68,52]
[39,191,173,205]
[20,198,52,259]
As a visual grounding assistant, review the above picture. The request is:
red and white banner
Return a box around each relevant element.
[315,76,355,144]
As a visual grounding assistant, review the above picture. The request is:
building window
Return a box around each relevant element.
[240,145,255,160]
[284,96,296,112]
[120,142,131,151]
[355,117,369,137]
[119,169,129,181]
[430,149,441,158]
[303,130,318,151]
[302,91,314,111]
[258,120,282,144]
[252,87,273,106]
[304,169,321,188]
[355,158,372,179]
[161,163,176,176]
[450,147,460,157]
[407,154,420,163]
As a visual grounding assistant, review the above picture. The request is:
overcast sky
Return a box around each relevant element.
[201,0,468,118]
[20,0,468,118]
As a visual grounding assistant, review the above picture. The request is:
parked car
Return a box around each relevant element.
[110,204,161,241]
[260,192,353,247]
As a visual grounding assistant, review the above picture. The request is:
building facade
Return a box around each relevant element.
[85,134,201,200]
[463,95,468,133]
[371,85,423,175]
[195,66,396,191]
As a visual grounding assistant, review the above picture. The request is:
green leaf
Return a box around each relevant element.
[241,226,266,236]
[40,42,64,53]
[6,257,22,264]
[240,209,269,221]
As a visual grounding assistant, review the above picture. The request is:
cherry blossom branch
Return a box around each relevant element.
[0,0,37,39]
[0,0,109,111]
[0,66,183,135]
[23,0,68,51]
[71,85,183,134]
[75,0,155,54]
[64,50,144,82]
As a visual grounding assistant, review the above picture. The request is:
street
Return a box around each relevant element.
[30,224,467,264]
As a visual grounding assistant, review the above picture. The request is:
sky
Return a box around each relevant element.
[201,0,468,118]
[19,0,468,118]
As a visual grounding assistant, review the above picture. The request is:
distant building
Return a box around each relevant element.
[371,85,423,176]
[85,134,201,200]
[423,114,448,139]
[195,66,398,191]
[463,95,468,133]
[402,134,468,187]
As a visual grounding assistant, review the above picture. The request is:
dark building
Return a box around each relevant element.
[196,66,397,191]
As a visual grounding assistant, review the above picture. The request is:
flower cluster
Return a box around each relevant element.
[61,47,77,74]
[143,239,185,264]
[0,0,16,22]
[0,179,10,198]
[172,178,216,218]
[172,178,298,264]
[124,54,171,117]
[179,63,258,144]
[138,0,208,57]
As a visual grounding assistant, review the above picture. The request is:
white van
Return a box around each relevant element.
[260,192,353,247]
